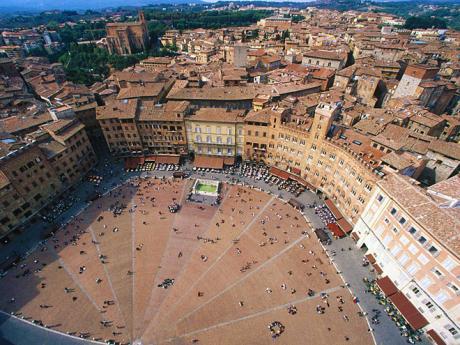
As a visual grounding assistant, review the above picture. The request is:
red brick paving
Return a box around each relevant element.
[0,178,373,345]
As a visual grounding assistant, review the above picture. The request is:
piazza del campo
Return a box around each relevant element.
[0,1,459,345]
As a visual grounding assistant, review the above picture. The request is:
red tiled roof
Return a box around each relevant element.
[324,199,343,220]
[373,263,383,275]
[124,157,143,169]
[194,155,224,169]
[365,253,376,264]
[389,292,429,330]
[223,157,235,166]
[327,223,346,238]
[155,155,180,165]
[269,166,290,180]
[376,277,398,297]
[426,330,447,345]
[337,217,353,233]
[289,174,315,190]
[291,167,301,175]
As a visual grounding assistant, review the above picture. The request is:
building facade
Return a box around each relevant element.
[97,100,190,157]
[106,11,149,55]
[185,108,245,157]
[0,144,62,237]
[352,174,460,345]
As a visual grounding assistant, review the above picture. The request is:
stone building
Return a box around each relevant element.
[0,143,62,237]
[264,102,383,225]
[0,118,96,238]
[392,64,439,99]
[96,99,190,157]
[185,108,245,158]
[302,50,347,70]
[243,107,280,162]
[106,11,150,55]
[39,119,97,186]
[352,174,460,345]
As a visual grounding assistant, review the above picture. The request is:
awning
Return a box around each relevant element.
[373,263,383,275]
[426,330,446,345]
[389,291,428,330]
[291,167,301,175]
[269,166,290,180]
[194,155,224,169]
[337,217,353,233]
[327,223,346,238]
[144,155,156,162]
[365,253,376,264]
[155,155,180,165]
[324,199,343,220]
[223,157,235,166]
[376,276,398,297]
[124,157,143,169]
[289,174,314,189]
[351,232,360,241]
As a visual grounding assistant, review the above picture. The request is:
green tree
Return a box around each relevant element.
[404,16,447,30]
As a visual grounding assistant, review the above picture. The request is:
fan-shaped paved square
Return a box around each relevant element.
[0,177,372,345]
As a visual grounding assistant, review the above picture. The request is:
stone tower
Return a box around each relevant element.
[311,102,339,140]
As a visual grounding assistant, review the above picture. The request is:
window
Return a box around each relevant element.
[390,208,397,215]
[442,258,456,271]
[432,268,443,277]
[398,254,409,266]
[399,217,406,225]
[418,236,427,245]
[400,235,409,245]
[408,227,417,235]
[407,263,420,275]
[447,283,459,294]
[408,244,418,255]
[435,292,448,305]
[428,246,439,256]
[448,327,458,336]
[425,301,434,309]
[390,245,401,256]
[377,194,384,202]
[412,287,420,295]
[420,277,432,289]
